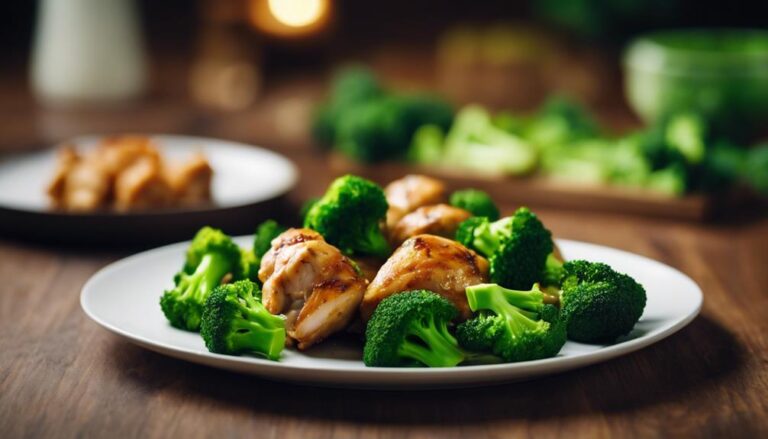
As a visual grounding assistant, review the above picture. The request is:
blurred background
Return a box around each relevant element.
[0,0,767,234]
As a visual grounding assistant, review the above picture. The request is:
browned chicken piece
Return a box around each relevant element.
[164,153,213,205]
[94,135,160,174]
[361,234,489,321]
[47,145,80,208]
[62,158,111,211]
[384,174,446,230]
[114,156,173,211]
[258,228,368,350]
[388,204,472,247]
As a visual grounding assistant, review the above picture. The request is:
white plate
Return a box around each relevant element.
[81,237,702,388]
[0,135,297,244]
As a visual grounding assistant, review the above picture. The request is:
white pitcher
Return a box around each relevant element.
[31,0,147,104]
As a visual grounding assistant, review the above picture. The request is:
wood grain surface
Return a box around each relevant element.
[1,76,768,439]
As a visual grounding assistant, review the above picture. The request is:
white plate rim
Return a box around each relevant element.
[80,238,703,387]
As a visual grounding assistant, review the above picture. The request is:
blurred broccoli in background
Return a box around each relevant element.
[312,67,453,163]
[312,68,383,147]
[744,145,768,196]
[315,68,768,199]
[449,189,500,220]
[520,95,601,149]
[410,105,538,175]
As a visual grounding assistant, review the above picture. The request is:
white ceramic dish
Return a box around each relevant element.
[81,237,702,389]
[0,135,297,244]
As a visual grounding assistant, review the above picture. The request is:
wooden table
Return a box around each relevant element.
[1,78,768,438]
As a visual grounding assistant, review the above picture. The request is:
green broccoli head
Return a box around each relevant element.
[560,260,647,343]
[200,280,286,360]
[311,67,383,147]
[333,94,453,163]
[253,219,286,259]
[540,253,565,287]
[489,207,553,290]
[449,189,500,220]
[334,97,410,163]
[304,175,390,258]
[240,248,260,282]
[525,95,600,148]
[456,207,553,290]
[363,290,466,367]
[457,283,566,362]
[744,144,768,196]
[443,105,538,175]
[160,227,244,331]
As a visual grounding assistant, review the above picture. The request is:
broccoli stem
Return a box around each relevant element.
[228,319,285,360]
[397,318,466,367]
[240,299,285,330]
[186,252,232,302]
[356,225,391,258]
[466,283,544,316]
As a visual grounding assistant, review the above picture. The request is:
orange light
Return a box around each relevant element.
[249,0,330,38]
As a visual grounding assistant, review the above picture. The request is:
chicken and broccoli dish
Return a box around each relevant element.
[48,136,212,212]
[160,173,647,367]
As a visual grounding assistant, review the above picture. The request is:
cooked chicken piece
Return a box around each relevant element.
[384,174,446,230]
[389,204,472,247]
[114,156,173,211]
[62,158,111,211]
[47,145,80,208]
[95,135,160,174]
[259,228,368,350]
[361,234,489,321]
[164,153,213,205]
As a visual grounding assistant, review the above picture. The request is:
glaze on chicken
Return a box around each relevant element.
[259,228,368,349]
[384,174,446,230]
[388,203,472,247]
[360,234,489,321]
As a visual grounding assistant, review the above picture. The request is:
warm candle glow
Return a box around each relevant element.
[249,0,331,38]
[268,0,325,28]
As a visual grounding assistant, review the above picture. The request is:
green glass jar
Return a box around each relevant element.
[624,29,768,139]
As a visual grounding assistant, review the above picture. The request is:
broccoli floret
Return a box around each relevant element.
[240,248,260,282]
[457,283,566,362]
[312,67,383,147]
[363,290,467,367]
[407,124,445,164]
[334,94,454,163]
[540,253,564,287]
[253,220,286,259]
[200,280,286,360]
[665,113,707,165]
[695,140,746,192]
[454,216,490,249]
[444,106,538,175]
[304,175,390,258]
[525,95,600,148]
[457,207,553,290]
[744,144,768,195]
[334,97,410,162]
[449,189,500,220]
[160,227,244,331]
[560,260,647,343]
